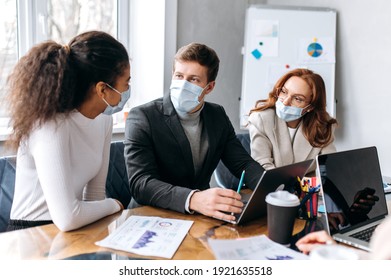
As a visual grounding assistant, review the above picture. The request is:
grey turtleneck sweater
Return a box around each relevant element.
[176,107,209,178]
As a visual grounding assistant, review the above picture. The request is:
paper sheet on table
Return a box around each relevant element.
[208,235,308,260]
[96,215,193,259]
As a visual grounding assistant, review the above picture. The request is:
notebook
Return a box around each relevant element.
[316,146,389,251]
[223,159,313,225]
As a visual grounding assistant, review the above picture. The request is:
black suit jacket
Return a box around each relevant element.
[124,94,263,213]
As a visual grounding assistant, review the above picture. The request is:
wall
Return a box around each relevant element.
[177,0,391,177]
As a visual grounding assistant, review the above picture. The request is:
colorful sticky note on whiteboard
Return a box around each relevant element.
[251,49,262,59]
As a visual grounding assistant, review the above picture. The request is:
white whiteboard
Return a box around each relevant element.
[240,5,337,127]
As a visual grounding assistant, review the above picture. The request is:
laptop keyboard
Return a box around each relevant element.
[350,225,377,242]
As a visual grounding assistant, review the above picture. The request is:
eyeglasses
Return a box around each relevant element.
[277,87,311,107]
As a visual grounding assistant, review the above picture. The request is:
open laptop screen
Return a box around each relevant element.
[318,146,388,234]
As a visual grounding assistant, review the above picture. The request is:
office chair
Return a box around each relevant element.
[105,141,132,207]
[214,133,251,190]
[0,155,16,232]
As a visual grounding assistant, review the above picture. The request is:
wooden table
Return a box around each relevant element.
[0,206,307,260]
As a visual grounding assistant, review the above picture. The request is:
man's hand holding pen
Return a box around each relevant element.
[189,170,246,221]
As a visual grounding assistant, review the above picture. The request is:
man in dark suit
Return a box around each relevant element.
[124,43,263,222]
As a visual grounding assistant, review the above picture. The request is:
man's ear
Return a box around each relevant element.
[205,81,215,94]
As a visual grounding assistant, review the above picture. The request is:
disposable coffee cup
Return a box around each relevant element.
[309,245,359,260]
[266,190,300,246]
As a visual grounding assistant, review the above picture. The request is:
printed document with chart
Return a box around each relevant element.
[208,235,308,260]
[96,216,193,258]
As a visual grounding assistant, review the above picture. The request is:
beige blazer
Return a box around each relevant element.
[247,108,336,170]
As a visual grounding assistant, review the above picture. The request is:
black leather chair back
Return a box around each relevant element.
[106,141,132,207]
[0,156,16,232]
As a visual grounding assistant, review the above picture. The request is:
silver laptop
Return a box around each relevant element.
[222,159,313,225]
[316,146,388,251]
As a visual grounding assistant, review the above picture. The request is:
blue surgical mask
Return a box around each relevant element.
[102,84,131,115]
[170,80,208,113]
[275,99,310,122]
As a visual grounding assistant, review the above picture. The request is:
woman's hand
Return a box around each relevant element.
[295,230,336,254]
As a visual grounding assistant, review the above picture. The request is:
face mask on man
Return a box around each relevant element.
[275,99,310,122]
[170,80,208,113]
[102,83,131,115]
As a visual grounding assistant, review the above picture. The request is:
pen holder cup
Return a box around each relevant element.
[298,190,319,220]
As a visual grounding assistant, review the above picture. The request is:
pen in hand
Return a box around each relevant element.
[237,170,245,194]
[231,170,246,217]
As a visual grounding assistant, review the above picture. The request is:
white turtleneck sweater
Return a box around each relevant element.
[10,111,121,231]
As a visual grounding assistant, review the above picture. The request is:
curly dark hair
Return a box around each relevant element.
[249,68,338,148]
[6,31,129,150]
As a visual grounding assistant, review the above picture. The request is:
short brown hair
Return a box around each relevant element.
[174,43,220,82]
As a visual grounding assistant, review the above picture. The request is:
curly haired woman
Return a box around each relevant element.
[6,31,130,231]
[247,68,337,170]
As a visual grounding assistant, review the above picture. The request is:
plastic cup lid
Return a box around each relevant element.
[265,190,300,207]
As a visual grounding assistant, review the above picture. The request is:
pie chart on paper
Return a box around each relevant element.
[307,42,323,58]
